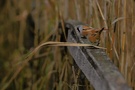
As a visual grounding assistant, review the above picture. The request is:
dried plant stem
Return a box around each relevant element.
[74,0,81,21]
[96,0,119,61]
[35,41,106,50]
[120,0,126,76]
[95,0,108,28]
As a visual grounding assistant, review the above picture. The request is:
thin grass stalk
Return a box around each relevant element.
[118,0,121,65]
[126,0,132,86]
[130,0,135,88]
[44,9,48,38]
[111,0,116,64]
[79,0,85,23]
[120,0,126,77]
[84,0,89,23]
[107,2,113,59]
[95,0,106,48]
[118,0,122,72]
[93,0,100,28]
[125,1,132,82]
[34,0,40,47]
[59,12,67,40]
[74,0,81,21]
[57,1,67,41]
[101,0,107,47]
[64,0,69,19]
[95,0,108,28]
[18,13,27,52]
[95,0,112,59]
[88,0,93,25]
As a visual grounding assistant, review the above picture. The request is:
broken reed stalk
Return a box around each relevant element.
[96,0,120,61]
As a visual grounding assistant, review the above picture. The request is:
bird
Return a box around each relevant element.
[77,25,107,45]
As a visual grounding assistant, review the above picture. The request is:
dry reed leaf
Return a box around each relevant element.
[112,17,125,25]
[95,0,108,28]
[35,41,106,50]
[95,0,120,61]
[2,41,106,90]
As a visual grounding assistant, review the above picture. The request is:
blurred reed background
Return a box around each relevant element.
[0,0,134,90]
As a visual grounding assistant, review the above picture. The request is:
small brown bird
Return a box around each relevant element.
[77,25,107,45]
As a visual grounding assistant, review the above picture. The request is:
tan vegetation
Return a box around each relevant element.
[0,0,134,90]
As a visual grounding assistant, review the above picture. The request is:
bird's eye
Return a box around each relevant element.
[77,27,80,32]
[77,25,83,33]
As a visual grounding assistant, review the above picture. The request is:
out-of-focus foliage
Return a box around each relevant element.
[0,0,134,90]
